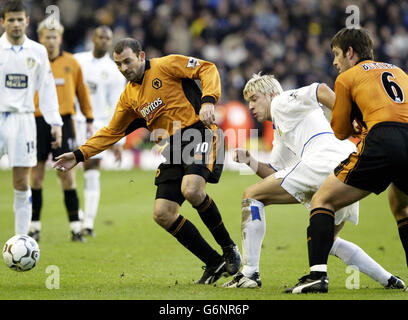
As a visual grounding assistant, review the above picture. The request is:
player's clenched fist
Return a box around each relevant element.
[53,152,78,172]
[233,148,251,165]
[199,103,216,127]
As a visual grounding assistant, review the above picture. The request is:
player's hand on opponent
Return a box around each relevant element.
[233,148,251,165]
[352,119,363,137]
[200,103,215,127]
[53,152,78,172]
[50,125,62,149]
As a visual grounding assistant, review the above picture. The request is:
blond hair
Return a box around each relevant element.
[243,73,283,101]
[37,16,64,36]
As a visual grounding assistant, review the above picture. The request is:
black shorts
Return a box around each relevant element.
[154,121,225,205]
[334,122,408,195]
[36,115,77,162]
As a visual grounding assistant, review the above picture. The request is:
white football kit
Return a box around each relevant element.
[0,34,62,235]
[73,51,125,159]
[0,34,62,167]
[269,83,358,225]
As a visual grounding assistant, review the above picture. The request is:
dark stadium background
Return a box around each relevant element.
[1,0,407,150]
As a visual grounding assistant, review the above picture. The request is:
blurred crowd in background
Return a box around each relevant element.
[1,0,408,151]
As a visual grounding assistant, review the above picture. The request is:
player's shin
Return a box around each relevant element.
[330,237,392,286]
[13,188,32,235]
[194,194,234,249]
[241,198,266,277]
[83,169,101,230]
[64,189,81,233]
[166,214,223,266]
[308,208,335,278]
[30,188,42,232]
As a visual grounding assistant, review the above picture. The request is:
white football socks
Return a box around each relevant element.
[69,221,81,234]
[83,169,100,230]
[13,188,32,235]
[30,221,41,233]
[241,198,266,278]
[330,237,392,286]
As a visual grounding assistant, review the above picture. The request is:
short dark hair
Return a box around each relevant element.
[113,38,142,55]
[331,28,374,60]
[1,0,27,19]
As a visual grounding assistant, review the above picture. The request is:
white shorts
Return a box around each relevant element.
[275,156,359,225]
[74,119,107,160]
[0,112,37,167]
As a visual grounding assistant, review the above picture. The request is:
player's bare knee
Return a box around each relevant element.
[242,186,257,200]
[311,192,327,209]
[391,204,408,221]
[30,172,44,189]
[153,207,176,229]
[13,175,29,191]
[58,171,75,190]
[182,186,205,206]
[13,179,29,191]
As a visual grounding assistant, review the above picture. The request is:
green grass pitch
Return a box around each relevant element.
[0,168,406,300]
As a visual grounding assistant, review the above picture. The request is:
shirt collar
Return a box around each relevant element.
[134,59,150,85]
[0,34,31,49]
[50,49,64,62]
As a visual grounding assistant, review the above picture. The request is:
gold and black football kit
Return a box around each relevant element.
[73,54,224,204]
[332,60,408,194]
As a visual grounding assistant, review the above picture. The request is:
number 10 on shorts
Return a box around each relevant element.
[195,142,209,153]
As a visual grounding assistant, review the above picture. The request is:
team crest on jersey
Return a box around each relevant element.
[187,57,200,69]
[26,57,36,69]
[152,78,162,89]
[65,66,71,74]
[140,97,165,121]
[101,71,109,80]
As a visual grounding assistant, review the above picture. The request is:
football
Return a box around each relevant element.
[2,235,40,272]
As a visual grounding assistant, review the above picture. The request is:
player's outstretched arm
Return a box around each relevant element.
[53,152,78,172]
[317,83,335,109]
[233,148,276,179]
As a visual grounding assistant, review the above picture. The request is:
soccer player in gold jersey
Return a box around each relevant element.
[287,28,408,293]
[54,38,241,283]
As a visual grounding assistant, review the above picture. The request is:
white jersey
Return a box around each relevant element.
[73,51,125,123]
[0,34,62,126]
[269,83,358,225]
[270,83,355,169]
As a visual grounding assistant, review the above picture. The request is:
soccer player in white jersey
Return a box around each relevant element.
[0,0,63,235]
[74,26,126,236]
[222,73,405,291]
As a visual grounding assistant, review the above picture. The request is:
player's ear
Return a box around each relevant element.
[346,46,354,59]
[25,15,30,27]
[138,50,145,61]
